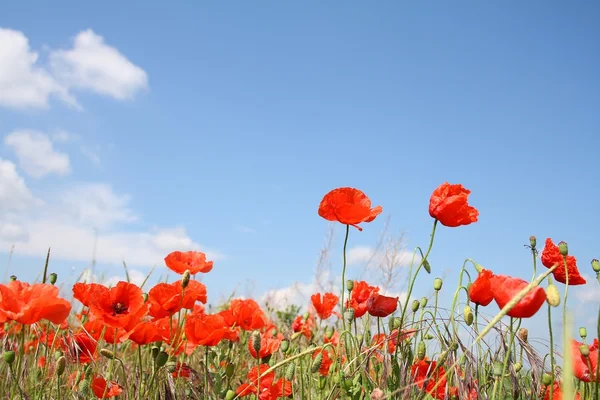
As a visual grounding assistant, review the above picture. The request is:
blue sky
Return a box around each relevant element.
[1,1,599,347]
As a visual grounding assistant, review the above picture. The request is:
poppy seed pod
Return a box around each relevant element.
[464,305,474,326]
[518,328,528,343]
[545,283,560,307]
[3,351,15,365]
[181,270,191,289]
[592,259,600,273]
[580,344,590,357]
[423,259,431,274]
[285,362,296,380]
[420,297,428,309]
[251,330,262,355]
[344,309,355,323]
[49,273,57,285]
[530,236,537,249]
[151,346,160,359]
[280,340,290,353]
[9,275,16,281]
[311,352,323,373]
[433,278,443,291]
[411,300,420,312]
[346,280,354,292]
[155,351,169,368]
[542,373,553,386]
[579,327,587,339]
[558,241,568,256]
[56,356,66,376]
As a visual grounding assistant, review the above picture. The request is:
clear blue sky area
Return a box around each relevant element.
[1,1,598,346]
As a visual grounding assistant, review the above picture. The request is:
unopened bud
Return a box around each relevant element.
[580,327,587,339]
[493,361,503,377]
[529,236,537,249]
[417,341,426,360]
[143,293,149,303]
[251,330,262,355]
[285,362,295,380]
[291,331,303,341]
[151,346,160,359]
[100,348,116,360]
[303,312,309,320]
[433,278,443,291]
[280,340,290,353]
[49,273,57,285]
[420,297,428,309]
[155,351,169,368]
[464,305,474,326]
[513,362,522,373]
[225,390,236,400]
[545,282,560,307]
[580,344,590,357]
[56,356,66,376]
[411,300,420,312]
[344,309,355,322]
[346,280,354,292]
[518,328,528,343]
[423,259,431,274]
[311,352,323,373]
[3,351,15,365]
[558,241,568,256]
[325,327,334,339]
[542,372,553,386]
[181,270,191,289]
[424,333,435,340]
[225,363,234,377]
[592,259,600,273]
[392,317,401,330]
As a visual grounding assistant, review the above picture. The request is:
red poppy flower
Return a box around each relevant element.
[164,251,214,275]
[310,292,339,320]
[312,348,333,376]
[429,182,479,227]
[572,338,599,382]
[318,187,382,231]
[540,238,586,285]
[87,281,148,329]
[91,376,123,398]
[410,358,450,400]
[0,281,71,325]
[73,283,105,308]
[469,269,494,306]
[367,293,398,317]
[147,280,207,319]
[291,313,315,339]
[345,281,380,318]
[236,364,292,399]
[490,275,546,318]
[64,332,98,364]
[122,320,163,345]
[248,331,281,359]
[185,313,238,346]
[541,382,582,400]
[218,299,268,331]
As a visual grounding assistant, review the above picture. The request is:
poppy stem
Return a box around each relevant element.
[547,303,556,399]
[340,224,350,332]
[594,305,600,400]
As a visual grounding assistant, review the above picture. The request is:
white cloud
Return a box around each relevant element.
[4,130,71,178]
[50,29,148,100]
[80,145,102,167]
[347,245,419,269]
[0,28,78,110]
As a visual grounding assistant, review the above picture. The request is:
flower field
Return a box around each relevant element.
[1,182,598,399]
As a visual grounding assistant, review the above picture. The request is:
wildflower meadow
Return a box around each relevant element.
[0,182,598,399]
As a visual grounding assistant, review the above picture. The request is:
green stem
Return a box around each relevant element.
[492,317,517,400]
[340,224,350,332]
[594,305,600,400]
[548,304,556,400]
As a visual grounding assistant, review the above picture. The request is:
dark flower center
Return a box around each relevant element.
[112,302,128,315]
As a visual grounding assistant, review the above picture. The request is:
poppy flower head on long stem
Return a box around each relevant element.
[429,182,479,227]
[318,187,382,231]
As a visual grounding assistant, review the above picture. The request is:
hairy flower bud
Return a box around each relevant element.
[542,372,553,386]
[592,259,600,273]
[251,330,262,355]
[513,362,522,373]
[493,361,503,377]
[433,278,443,291]
[420,297,428,309]
[3,351,15,365]
[423,259,431,274]
[311,352,323,373]
[49,273,57,285]
[100,348,116,360]
[411,300,420,312]
[464,305,474,326]
[529,236,537,249]
[417,341,426,360]
[225,363,234,377]
[424,333,435,340]
[225,390,236,400]
[280,340,290,353]
[56,356,66,376]
[325,327,334,339]
[344,309,355,323]
[545,282,561,307]
[285,362,295,381]
[181,270,191,289]
[558,241,568,256]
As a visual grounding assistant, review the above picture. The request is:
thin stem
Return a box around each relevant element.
[492,317,517,400]
[340,224,350,332]
[548,303,556,400]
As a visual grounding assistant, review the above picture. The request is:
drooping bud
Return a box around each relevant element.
[49,273,58,285]
[417,341,426,360]
[344,309,355,323]
[464,305,474,326]
[518,328,528,343]
[251,330,262,355]
[580,344,590,357]
[423,259,431,274]
[592,259,600,273]
[545,281,560,307]
[56,356,66,376]
[311,352,323,373]
[411,300,420,312]
[285,362,295,380]
[424,333,435,340]
[155,351,169,368]
[3,351,15,365]
[346,280,354,292]
[558,241,568,256]
[579,327,587,339]
[100,348,116,360]
[542,372,553,386]
[433,278,443,291]
[420,297,428,309]
[181,270,191,289]
[529,236,537,249]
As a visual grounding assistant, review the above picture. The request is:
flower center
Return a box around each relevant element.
[112,302,128,315]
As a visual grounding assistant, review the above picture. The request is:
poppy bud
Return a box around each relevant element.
[423,259,431,274]
[344,309,355,323]
[83,363,93,379]
[530,236,537,249]
[3,351,15,365]
[325,327,334,339]
[280,340,290,353]
[100,348,116,360]
[251,330,262,355]
[181,270,191,289]
[346,280,354,292]
[151,346,160,359]
[417,341,426,360]
[518,328,528,343]
[56,356,66,376]
[78,379,91,395]
[271,328,278,336]
[424,333,435,340]
[433,278,443,291]
[318,376,327,390]
[9,275,16,281]
[411,300,420,312]
[545,282,560,307]
[420,297,428,309]
[303,312,309,320]
[49,273,57,285]
[558,241,568,256]
[155,351,169,368]
[143,293,149,303]
[513,362,522,373]
[542,373,553,386]
[225,390,236,400]
[580,327,587,339]
[592,259,600,273]
[311,352,323,373]
[493,361,503,377]
[285,362,295,380]
[464,305,474,326]
[580,344,590,357]
[291,332,303,341]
